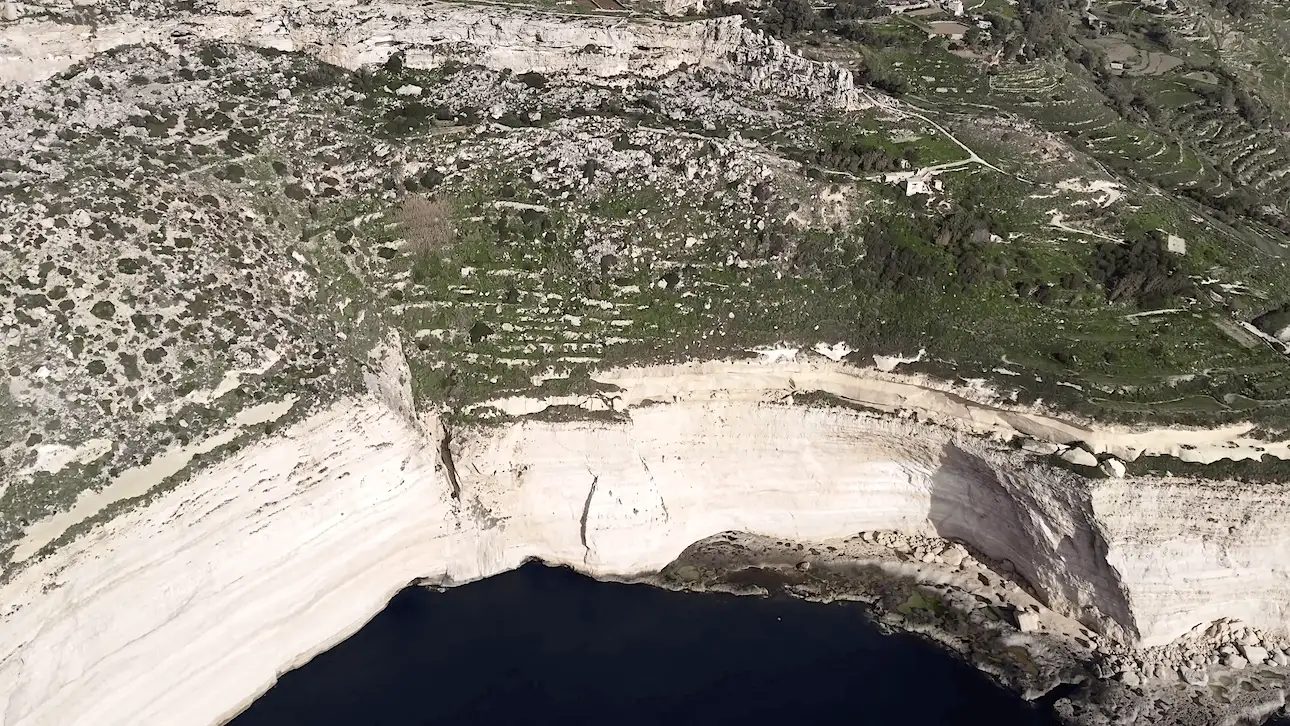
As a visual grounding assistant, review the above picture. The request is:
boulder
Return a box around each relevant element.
[1020,438,1061,455]
[1017,610,1042,633]
[1238,644,1268,665]
[1061,447,1098,467]
[940,548,965,568]
[1099,457,1126,478]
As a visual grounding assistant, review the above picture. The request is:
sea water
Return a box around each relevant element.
[232,562,1060,726]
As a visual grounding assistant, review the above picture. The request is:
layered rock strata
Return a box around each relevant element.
[1,356,1288,726]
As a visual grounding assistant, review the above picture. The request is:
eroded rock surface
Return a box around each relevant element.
[2,358,1289,726]
[2,2,1290,726]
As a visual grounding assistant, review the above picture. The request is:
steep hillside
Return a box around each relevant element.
[3,1,1290,725]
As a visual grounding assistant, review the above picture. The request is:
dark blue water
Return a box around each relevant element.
[231,563,1060,726]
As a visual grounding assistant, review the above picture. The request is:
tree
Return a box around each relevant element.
[760,0,819,37]
[1088,232,1194,309]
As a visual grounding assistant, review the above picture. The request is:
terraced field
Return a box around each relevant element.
[14,0,1290,561]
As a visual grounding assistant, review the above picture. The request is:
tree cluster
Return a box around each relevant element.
[855,64,909,95]
[835,22,905,47]
[710,0,889,40]
[1087,232,1193,309]
[1209,0,1256,18]
[933,210,1004,290]
[758,0,821,38]
[803,136,917,174]
[861,221,945,294]
[1020,0,1078,60]
[1195,76,1276,129]
[827,0,889,23]
[846,206,1009,295]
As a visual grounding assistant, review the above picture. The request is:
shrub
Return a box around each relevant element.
[517,72,548,89]
[384,102,432,135]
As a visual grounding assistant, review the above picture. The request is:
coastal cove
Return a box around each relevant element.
[4,360,1290,726]
[7,0,1290,722]
[230,563,1060,726]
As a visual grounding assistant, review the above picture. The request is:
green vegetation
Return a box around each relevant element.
[14,0,1290,564]
[299,45,1290,429]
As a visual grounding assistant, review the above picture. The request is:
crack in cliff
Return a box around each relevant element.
[439,422,461,501]
[579,470,598,562]
[637,453,669,522]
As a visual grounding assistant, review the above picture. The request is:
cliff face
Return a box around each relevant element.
[0,0,860,107]
[1093,478,1290,648]
[461,403,1137,641]
[1,358,1288,726]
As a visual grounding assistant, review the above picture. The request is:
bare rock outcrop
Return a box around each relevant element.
[0,0,862,108]
[1,359,1288,726]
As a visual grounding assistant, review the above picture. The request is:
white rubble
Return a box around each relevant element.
[872,348,924,372]
[813,341,852,361]
[1239,644,1268,665]
[1061,447,1099,467]
[1017,610,1042,633]
[1099,457,1126,478]
[1020,438,1062,455]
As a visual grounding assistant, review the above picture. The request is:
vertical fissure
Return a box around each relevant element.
[439,422,461,501]
[579,472,599,562]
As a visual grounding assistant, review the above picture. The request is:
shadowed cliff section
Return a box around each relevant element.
[928,442,1138,644]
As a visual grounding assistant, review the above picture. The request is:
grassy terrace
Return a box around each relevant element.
[12,3,1290,562]
[280,51,1290,428]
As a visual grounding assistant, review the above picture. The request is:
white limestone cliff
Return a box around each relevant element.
[1,355,1288,726]
[1094,478,1290,649]
[2,7,1288,718]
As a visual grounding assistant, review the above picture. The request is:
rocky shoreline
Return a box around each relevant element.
[636,531,1290,726]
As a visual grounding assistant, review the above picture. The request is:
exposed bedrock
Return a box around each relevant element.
[1,387,1288,726]
[1093,478,1290,648]
[0,1,861,107]
[928,444,1136,642]
[461,405,1138,642]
